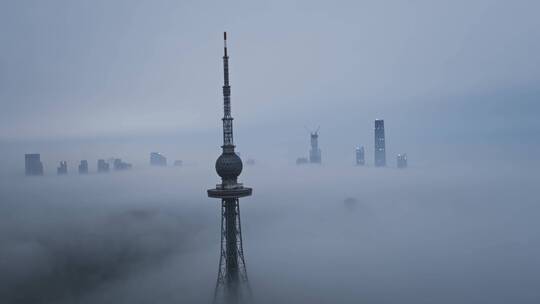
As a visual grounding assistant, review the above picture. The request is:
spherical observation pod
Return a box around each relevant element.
[215,152,243,180]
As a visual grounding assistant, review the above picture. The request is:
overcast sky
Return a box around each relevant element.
[1,0,539,147]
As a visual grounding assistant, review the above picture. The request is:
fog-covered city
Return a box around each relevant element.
[1,0,539,303]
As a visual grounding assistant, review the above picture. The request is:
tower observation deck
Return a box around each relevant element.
[207,32,253,304]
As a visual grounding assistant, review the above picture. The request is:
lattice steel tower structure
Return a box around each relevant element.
[207,32,253,304]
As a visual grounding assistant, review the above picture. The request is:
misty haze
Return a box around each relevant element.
[1,1,539,304]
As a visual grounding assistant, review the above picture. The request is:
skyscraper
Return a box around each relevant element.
[207,32,253,304]
[57,161,68,175]
[113,158,132,171]
[374,119,386,167]
[150,152,167,166]
[78,160,89,174]
[397,153,408,169]
[25,154,44,176]
[309,130,322,164]
[355,146,365,166]
[97,159,110,173]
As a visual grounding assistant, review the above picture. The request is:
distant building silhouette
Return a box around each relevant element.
[374,119,386,167]
[150,152,167,166]
[97,159,110,173]
[397,153,408,169]
[113,158,132,171]
[173,160,183,167]
[355,146,365,166]
[246,158,255,166]
[344,197,358,211]
[78,160,89,174]
[107,157,116,166]
[57,161,68,175]
[309,130,322,164]
[296,157,309,165]
[25,154,44,176]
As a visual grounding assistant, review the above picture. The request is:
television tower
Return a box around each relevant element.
[207,32,253,304]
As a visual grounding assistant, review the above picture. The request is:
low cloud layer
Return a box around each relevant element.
[1,157,538,303]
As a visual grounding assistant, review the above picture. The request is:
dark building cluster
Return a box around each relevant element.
[293,119,409,168]
[23,153,188,176]
[23,156,136,176]
[22,150,192,176]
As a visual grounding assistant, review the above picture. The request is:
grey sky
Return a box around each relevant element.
[1,0,539,144]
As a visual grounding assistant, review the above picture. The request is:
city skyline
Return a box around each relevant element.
[1,1,540,304]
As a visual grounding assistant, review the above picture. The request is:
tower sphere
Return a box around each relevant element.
[215,151,243,179]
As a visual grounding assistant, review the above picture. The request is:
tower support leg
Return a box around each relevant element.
[214,198,251,304]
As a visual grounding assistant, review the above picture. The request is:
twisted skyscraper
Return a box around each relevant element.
[207,32,253,304]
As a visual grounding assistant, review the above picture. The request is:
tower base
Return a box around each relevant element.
[213,198,252,304]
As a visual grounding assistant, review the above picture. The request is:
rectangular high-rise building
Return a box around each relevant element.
[57,161,68,175]
[397,153,408,169]
[309,132,322,164]
[150,152,167,166]
[25,154,44,176]
[355,146,365,166]
[113,158,132,171]
[97,159,110,173]
[78,160,89,174]
[374,119,386,167]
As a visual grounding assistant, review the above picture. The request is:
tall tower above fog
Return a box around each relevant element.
[207,32,253,304]
[374,119,386,167]
[309,129,322,164]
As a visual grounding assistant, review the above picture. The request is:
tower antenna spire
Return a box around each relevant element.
[224,31,228,57]
[222,31,233,148]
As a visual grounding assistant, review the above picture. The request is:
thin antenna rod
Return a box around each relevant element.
[224,32,228,57]
[222,31,233,147]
